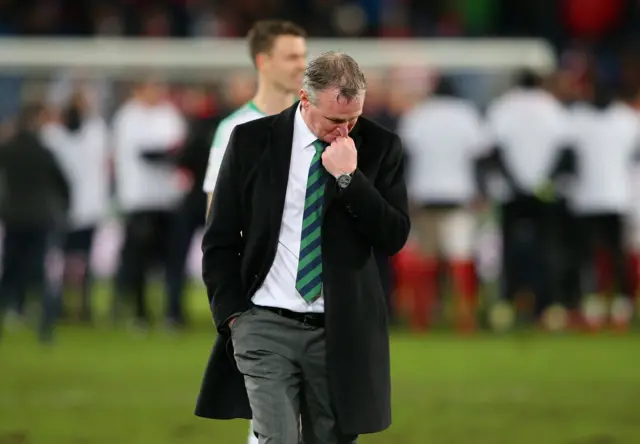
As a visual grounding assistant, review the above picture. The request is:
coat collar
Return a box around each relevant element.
[267,102,363,219]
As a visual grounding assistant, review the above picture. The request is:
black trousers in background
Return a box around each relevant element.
[60,227,96,321]
[554,204,582,310]
[0,226,56,341]
[113,211,172,323]
[500,196,557,315]
[577,213,629,298]
[165,202,204,325]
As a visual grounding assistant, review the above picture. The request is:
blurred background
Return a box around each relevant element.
[1,1,640,443]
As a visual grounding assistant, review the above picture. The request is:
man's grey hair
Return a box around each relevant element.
[302,51,366,104]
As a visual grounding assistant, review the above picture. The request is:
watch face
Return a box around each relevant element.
[338,174,352,188]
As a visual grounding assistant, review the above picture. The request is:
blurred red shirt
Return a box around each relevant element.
[563,0,624,38]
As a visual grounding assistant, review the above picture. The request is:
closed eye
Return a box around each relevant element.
[326,116,359,124]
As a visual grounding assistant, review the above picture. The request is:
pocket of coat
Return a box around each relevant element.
[224,335,236,364]
[230,307,252,333]
[225,310,250,364]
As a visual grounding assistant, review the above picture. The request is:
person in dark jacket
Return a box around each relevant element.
[164,86,220,327]
[0,104,71,343]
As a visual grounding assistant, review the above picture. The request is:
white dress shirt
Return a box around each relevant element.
[112,99,186,213]
[484,89,573,200]
[570,102,640,214]
[398,96,485,204]
[251,106,325,313]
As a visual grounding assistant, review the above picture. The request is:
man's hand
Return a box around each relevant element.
[322,128,357,178]
[228,316,238,329]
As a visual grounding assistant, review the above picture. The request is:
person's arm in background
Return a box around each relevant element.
[546,145,578,184]
[473,143,527,201]
[548,135,578,179]
[464,105,493,209]
[474,102,526,199]
[535,106,578,203]
[40,122,67,151]
[202,126,248,334]
[139,105,187,163]
[138,147,177,162]
[175,118,217,192]
[41,142,71,216]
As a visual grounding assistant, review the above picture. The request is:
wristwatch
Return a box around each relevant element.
[336,171,354,189]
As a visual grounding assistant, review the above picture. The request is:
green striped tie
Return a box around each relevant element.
[296,140,328,302]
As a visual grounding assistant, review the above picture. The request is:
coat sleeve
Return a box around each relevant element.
[334,133,410,256]
[201,127,249,334]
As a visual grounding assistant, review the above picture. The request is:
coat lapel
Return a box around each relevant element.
[323,121,362,217]
[267,103,297,231]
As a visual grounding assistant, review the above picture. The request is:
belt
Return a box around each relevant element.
[255,305,325,328]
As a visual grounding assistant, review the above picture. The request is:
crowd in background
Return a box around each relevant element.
[1,2,640,342]
[2,0,640,120]
[0,0,639,44]
[0,59,639,341]
[1,0,640,79]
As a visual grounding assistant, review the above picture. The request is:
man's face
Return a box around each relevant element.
[300,88,364,143]
[260,35,307,94]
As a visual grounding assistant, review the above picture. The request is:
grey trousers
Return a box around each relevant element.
[231,306,358,444]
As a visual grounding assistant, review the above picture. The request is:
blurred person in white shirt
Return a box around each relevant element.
[111,78,187,327]
[398,76,485,332]
[41,88,109,323]
[630,92,640,309]
[569,79,639,329]
[480,70,577,319]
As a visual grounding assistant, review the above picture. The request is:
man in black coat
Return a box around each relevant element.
[0,104,70,343]
[195,52,410,443]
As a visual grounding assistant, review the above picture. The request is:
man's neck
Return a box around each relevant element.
[251,83,297,116]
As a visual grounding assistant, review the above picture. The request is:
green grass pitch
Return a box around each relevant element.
[1,283,639,444]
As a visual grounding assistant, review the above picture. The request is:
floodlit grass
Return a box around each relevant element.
[1,284,639,444]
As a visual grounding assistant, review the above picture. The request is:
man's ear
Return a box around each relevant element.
[299,89,309,108]
[255,53,267,71]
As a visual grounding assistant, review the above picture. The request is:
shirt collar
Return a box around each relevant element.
[293,104,319,149]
